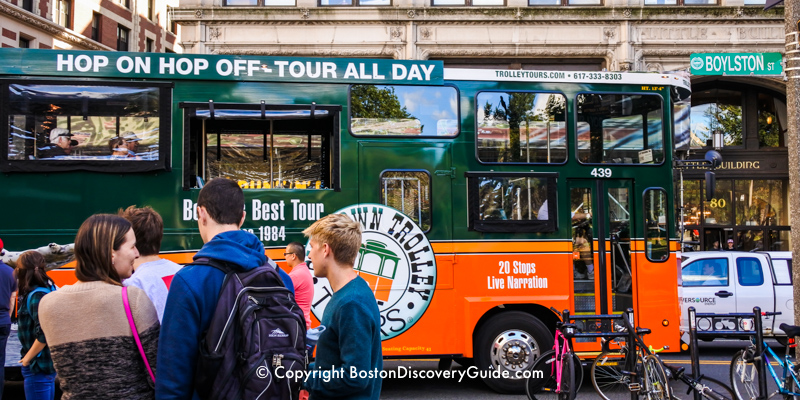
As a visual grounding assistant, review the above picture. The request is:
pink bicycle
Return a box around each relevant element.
[526,311,583,400]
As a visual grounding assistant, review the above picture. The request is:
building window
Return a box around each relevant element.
[146,38,154,53]
[55,0,72,29]
[476,91,567,164]
[757,92,786,147]
[224,0,297,4]
[529,0,601,5]
[22,0,33,12]
[678,178,789,252]
[117,25,130,51]
[432,0,501,5]
[319,0,389,6]
[170,21,178,34]
[645,0,717,4]
[690,88,742,148]
[91,13,101,41]
[117,0,131,8]
[19,37,30,48]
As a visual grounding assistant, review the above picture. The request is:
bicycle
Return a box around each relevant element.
[590,315,672,400]
[663,362,734,400]
[526,309,583,400]
[729,322,800,400]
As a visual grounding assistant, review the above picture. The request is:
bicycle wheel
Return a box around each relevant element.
[730,349,760,400]
[643,354,671,400]
[592,348,632,399]
[696,375,736,400]
[526,351,584,400]
[559,353,577,400]
[784,372,800,400]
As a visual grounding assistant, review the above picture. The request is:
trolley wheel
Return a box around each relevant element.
[730,349,760,400]
[474,311,553,393]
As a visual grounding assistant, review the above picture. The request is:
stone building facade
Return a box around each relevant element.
[1,0,181,52]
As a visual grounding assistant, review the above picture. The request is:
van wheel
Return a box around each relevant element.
[474,311,553,394]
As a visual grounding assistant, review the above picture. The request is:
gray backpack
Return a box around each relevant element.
[192,257,307,400]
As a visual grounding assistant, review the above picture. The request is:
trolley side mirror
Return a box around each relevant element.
[705,171,716,202]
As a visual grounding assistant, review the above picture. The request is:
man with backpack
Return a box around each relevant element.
[156,178,298,400]
[302,214,382,400]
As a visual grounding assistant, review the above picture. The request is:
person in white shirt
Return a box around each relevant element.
[119,205,182,322]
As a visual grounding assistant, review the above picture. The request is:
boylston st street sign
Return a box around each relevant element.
[690,52,783,76]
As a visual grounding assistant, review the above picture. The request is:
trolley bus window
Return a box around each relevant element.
[4,82,169,172]
[349,85,458,137]
[576,93,664,165]
[380,171,431,232]
[465,172,557,233]
[476,92,566,164]
[644,188,670,262]
[182,103,339,190]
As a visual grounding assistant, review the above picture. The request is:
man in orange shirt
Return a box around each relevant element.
[285,242,313,329]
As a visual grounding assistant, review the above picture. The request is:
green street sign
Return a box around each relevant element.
[690,52,782,76]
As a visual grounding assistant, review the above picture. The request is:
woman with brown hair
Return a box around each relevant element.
[15,251,57,400]
[38,214,159,400]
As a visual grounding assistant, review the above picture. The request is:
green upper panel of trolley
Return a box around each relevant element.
[0,48,444,85]
[0,49,690,92]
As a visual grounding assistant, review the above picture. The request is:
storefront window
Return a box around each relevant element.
[734,180,785,226]
[757,92,787,148]
[767,230,791,251]
[690,89,742,148]
[703,180,733,225]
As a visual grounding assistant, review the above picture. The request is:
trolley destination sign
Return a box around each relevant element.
[690,52,782,76]
[0,49,444,85]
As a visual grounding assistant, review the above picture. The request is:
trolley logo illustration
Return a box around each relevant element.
[310,204,437,341]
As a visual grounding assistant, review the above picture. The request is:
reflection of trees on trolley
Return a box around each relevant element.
[356,239,400,305]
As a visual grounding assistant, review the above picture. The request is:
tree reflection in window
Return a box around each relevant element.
[477,92,566,163]
[350,85,458,137]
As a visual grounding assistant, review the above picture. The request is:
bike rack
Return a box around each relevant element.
[687,306,768,400]
[564,307,640,400]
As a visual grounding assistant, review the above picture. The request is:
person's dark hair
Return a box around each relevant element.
[286,242,305,260]
[197,178,244,225]
[15,251,55,300]
[119,205,163,256]
[74,214,131,286]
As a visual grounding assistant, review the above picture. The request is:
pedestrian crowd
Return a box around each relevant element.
[0,178,383,400]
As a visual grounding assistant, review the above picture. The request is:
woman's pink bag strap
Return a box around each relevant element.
[122,286,156,384]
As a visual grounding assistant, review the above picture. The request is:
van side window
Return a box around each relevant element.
[773,259,792,285]
[682,258,728,287]
[737,257,764,286]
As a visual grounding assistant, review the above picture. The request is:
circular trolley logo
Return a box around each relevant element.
[309,204,437,341]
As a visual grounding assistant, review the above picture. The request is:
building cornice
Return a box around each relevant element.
[169,5,783,24]
[1,1,113,51]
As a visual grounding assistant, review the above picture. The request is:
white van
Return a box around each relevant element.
[680,251,793,342]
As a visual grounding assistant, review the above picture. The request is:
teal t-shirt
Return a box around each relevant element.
[306,276,382,400]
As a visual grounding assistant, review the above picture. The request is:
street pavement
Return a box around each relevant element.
[1,337,786,399]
